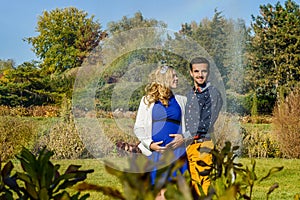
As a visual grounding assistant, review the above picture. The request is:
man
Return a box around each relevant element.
[183,57,223,198]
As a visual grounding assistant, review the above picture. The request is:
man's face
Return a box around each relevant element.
[190,63,209,87]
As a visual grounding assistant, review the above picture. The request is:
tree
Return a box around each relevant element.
[105,11,168,67]
[0,61,70,106]
[0,61,44,106]
[25,7,103,74]
[107,11,167,34]
[0,59,15,89]
[93,12,168,111]
[224,19,251,94]
[178,10,252,114]
[187,10,229,85]
[249,0,300,110]
[178,10,248,88]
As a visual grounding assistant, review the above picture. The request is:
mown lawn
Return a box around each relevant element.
[50,158,300,200]
[238,158,300,200]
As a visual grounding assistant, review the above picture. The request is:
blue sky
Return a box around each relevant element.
[0,0,287,65]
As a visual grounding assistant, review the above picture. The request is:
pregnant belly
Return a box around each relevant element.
[152,122,181,146]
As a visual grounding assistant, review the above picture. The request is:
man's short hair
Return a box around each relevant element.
[189,57,210,71]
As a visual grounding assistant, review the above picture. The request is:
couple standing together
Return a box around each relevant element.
[134,57,223,199]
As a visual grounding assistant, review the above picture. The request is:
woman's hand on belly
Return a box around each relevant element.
[166,134,184,149]
[150,140,168,153]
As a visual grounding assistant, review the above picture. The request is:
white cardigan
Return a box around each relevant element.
[134,94,187,156]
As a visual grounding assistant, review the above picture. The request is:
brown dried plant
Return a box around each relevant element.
[272,87,300,158]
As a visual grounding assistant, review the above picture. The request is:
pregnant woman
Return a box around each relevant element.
[134,65,188,199]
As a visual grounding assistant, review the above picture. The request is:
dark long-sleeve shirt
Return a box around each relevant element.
[185,82,223,138]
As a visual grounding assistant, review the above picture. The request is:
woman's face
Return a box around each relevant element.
[169,69,178,89]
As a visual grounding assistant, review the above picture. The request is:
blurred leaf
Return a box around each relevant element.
[1,161,13,178]
[25,181,38,199]
[75,182,125,200]
[16,173,31,184]
[218,185,239,200]
[196,160,209,167]
[259,166,284,183]
[104,162,125,178]
[232,146,240,151]
[65,165,81,174]
[39,187,49,199]
[176,174,193,200]
[233,162,243,167]
[267,182,279,195]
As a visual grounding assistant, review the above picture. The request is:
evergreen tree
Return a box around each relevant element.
[0,61,54,106]
[249,0,300,108]
[107,11,167,34]
[190,9,229,85]
[225,19,251,94]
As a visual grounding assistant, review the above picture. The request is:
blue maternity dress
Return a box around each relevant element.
[150,95,188,185]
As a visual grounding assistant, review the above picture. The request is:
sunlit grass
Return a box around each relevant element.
[238,158,300,200]
[43,158,300,200]
[56,159,123,200]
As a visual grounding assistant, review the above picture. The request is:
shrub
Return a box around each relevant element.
[213,113,243,156]
[74,117,139,158]
[0,116,36,161]
[44,116,86,159]
[242,124,281,158]
[257,95,276,115]
[0,105,60,117]
[0,105,10,116]
[8,106,28,116]
[226,91,252,115]
[34,98,89,159]
[272,87,300,158]
[242,115,273,124]
[29,105,60,117]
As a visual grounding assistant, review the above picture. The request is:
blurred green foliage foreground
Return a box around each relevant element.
[2,142,298,200]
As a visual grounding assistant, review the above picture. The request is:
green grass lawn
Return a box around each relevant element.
[51,159,122,200]
[238,158,300,200]
[50,158,300,200]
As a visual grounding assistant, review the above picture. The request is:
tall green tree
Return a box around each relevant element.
[0,60,74,106]
[249,0,300,106]
[105,11,167,69]
[178,10,247,89]
[25,7,103,74]
[188,9,229,85]
[0,61,52,106]
[93,12,168,111]
[178,10,252,114]
[107,11,167,34]
[224,19,251,94]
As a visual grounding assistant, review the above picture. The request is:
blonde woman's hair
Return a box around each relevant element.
[144,65,174,107]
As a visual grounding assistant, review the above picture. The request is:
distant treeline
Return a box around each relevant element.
[0,0,299,115]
